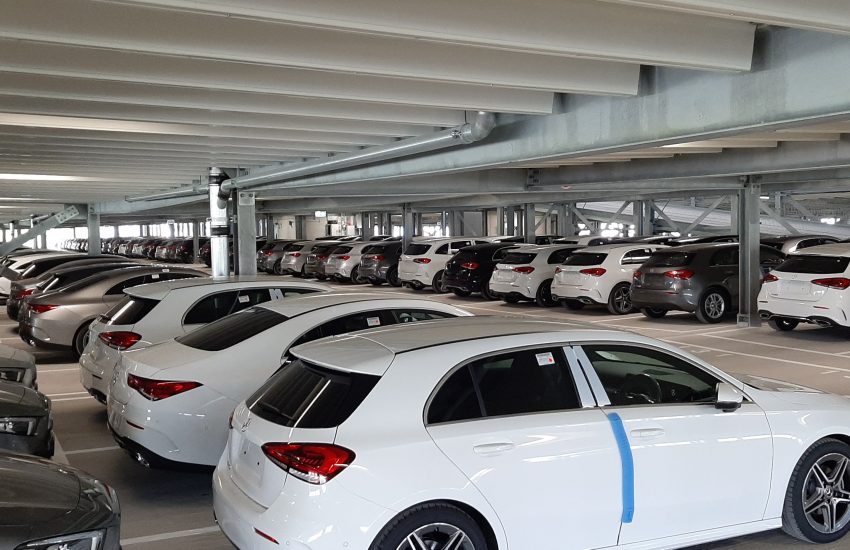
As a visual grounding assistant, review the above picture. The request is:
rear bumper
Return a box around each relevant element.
[444,272,485,293]
[758,295,849,328]
[19,322,71,351]
[630,287,698,312]
[489,280,534,299]
[79,354,110,401]
[551,282,605,304]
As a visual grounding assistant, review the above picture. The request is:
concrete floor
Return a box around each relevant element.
[12,275,850,549]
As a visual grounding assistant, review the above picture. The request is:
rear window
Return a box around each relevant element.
[500,252,537,264]
[176,307,287,351]
[104,296,161,325]
[776,255,850,274]
[332,245,353,254]
[282,242,306,252]
[361,244,383,255]
[563,253,608,266]
[405,243,431,255]
[248,359,379,428]
[643,252,695,268]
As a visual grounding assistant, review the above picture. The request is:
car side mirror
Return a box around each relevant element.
[715,382,743,412]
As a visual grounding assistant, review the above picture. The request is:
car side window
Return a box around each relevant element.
[580,344,721,406]
[105,275,149,295]
[621,249,651,265]
[759,247,785,266]
[427,348,581,424]
[450,240,471,253]
[288,326,324,349]
[319,311,389,336]
[435,244,449,255]
[796,239,818,250]
[183,291,239,324]
[709,248,737,266]
[390,309,455,323]
[548,248,573,264]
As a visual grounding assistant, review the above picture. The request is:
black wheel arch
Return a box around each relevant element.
[373,499,500,550]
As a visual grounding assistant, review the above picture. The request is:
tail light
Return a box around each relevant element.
[316,255,328,260]
[13,288,33,299]
[261,250,273,256]
[413,258,431,264]
[338,255,351,261]
[633,270,642,279]
[261,442,355,485]
[98,331,142,350]
[580,268,607,277]
[127,374,202,401]
[812,277,850,290]
[289,252,302,257]
[762,273,779,283]
[29,304,58,314]
[513,266,535,273]
[555,267,563,274]
[461,262,480,269]
[663,269,695,280]
[368,255,385,261]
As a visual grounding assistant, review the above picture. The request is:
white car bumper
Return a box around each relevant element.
[758,291,850,328]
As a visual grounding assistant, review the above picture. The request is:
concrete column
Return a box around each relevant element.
[632,200,654,236]
[208,167,230,278]
[192,220,201,264]
[450,211,464,236]
[479,209,488,236]
[738,181,762,327]
[294,215,306,240]
[505,207,515,236]
[414,212,423,237]
[730,193,739,235]
[87,205,100,256]
[402,204,415,250]
[236,191,258,276]
[440,211,448,236]
[523,203,536,242]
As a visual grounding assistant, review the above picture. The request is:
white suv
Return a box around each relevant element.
[79,277,329,403]
[489,244,580,306]
[552,244,667,314]
[758,243,850,332]
[399,237,492,293]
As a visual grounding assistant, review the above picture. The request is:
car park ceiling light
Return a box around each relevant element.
[0,174,90,181]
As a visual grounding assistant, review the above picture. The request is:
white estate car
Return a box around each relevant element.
[399,237,492,293]
[107,293,471,468]
[214,316,850,550]
[79,277,329,403]
[552,244,666,314]
[758,244,850,332]
[323,241,375,283]
[489,244,580,306]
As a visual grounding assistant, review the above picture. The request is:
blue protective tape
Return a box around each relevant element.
[607,413,635,523]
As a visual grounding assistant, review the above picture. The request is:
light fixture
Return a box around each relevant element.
[0,173,89,181]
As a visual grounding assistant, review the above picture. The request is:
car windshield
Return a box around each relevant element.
[248,358,379,429]
[404,243,431,255]
[776,255,850,274]
[563,253,608,266]
[499,252,537,264]
[176,307,288,351]
[643,252,695,268]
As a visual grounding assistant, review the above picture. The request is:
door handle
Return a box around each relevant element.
[473,442,515,456]
[630,428,665,440]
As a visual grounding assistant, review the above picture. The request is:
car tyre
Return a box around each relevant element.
[696,289,729,324]
[607,283,635,315]
[535,279,556,307]
[72,321,92,359]
[299,265,308,278]
[369,502,488,550]
[502,295,520,304]
[782,438,850,544]
[769,318,799,332]
[641,307,668,319]
[452,289,471,297]
[564,299,585,310]
[432,270,448,294]
[350,265,363,284]
[480,284,498,301]
[315,274,327,281]
[272,259,284,276]
[387,266,402,287]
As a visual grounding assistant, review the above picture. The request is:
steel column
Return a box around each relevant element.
[192,220,200,264]
[208,167,230,278]
[523,203,536,242]
[505,207,515,236]
[294,215,306,240]
[87,205,100,256]
[0,206,80,256]
[236,191,258,276]
[402,204,414,250]
[738,181,762,328]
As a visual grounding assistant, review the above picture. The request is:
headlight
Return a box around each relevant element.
[0,367,24,383]
[0,417,36,435]
[16,530,105,550]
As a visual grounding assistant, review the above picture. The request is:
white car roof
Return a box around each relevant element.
[126,276,330,300]
[790,243,850,257]
[291,317,653,376]
[573,243,667,254]
[259,291,470,319]
[507,243,579,254]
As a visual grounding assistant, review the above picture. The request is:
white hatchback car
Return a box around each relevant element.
[107,293,471,467]
[758,244,850,332]
[489,244,580,306]
[323,241,375,283]
[552,244,666,314]
[79,277,329,403]
[399,237,492,293]
[214,316,850,550]
[277,241,315,276]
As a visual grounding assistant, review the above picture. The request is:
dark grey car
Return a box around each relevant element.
[0,345,37,389]
[0,380,53,457]
[0,452,120,549]
[359,241,404,286]
[630,243,785,323]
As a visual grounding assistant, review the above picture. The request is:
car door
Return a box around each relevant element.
[575,343,772,544]
[708,247,739,302]
[426,347,622,550]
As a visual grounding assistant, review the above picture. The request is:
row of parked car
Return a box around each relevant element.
[4,239,850,548]
[62,236,207,263]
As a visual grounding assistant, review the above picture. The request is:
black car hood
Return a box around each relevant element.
[0,380,48,416]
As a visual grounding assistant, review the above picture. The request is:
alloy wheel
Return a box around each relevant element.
[611,285,632,314]
[396,523,475,550]
[803,453,850,534]
[704,292,726,319]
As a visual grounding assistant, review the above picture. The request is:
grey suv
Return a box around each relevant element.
[630,243,785,323]
[359,241,404,286]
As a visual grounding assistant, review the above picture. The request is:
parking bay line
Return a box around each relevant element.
[661,338,850,375]
[39,367,79,373]
[121,526,221,546]
[64,445,120,456]
[47,391,88,397]
[700,333,850,360]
